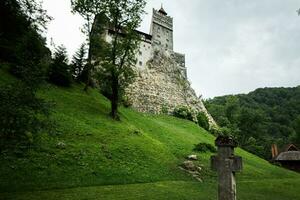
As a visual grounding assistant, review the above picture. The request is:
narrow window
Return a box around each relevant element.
[139,61,142,66]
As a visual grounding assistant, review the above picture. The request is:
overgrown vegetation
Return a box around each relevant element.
[173,105,194,121]
[173,105,210,130]
[193,142,216,153]
[1,68,300,200]
[0,0,52,149]
[205,87,300,159]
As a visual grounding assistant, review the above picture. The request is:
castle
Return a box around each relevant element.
[102,6,215,126]
[133,7,187,79]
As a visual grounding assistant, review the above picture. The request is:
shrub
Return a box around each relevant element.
[193,142,216,153]
[122,95,132,108]
[173,106,194,121]
[161,103,169,114]
[197,112,209,130]
[0,82,50,147]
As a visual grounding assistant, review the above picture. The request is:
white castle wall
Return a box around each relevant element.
[102,7,216,126]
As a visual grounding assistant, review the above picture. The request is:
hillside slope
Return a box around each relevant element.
[205,86,300,158]
[0,70,300,200]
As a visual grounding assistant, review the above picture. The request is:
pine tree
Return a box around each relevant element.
[48,45,72,86]
[71,43,87,82]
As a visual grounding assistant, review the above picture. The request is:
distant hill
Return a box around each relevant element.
[1,69,300,200]
[205,86,300,159]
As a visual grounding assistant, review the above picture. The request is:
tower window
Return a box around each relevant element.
[139,51,142,55]
[139,61,142,66]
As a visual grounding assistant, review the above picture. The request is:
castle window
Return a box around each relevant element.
[139,51,142,55]
[157,35,160,38]
[166,38,169,42]
[166,44,168,48]
[139,61,142,66]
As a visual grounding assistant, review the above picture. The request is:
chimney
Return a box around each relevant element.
[271,144,278,159]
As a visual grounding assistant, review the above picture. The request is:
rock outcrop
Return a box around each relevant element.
[125,49,216,126]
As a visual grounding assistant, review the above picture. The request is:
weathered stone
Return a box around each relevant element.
[187,154,198,160]
[56,142,66,149]
[125,50,216,127]
[182,160,197,171]
[211,136,243,200]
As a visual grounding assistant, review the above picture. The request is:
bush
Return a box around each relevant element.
[173,106,194,121]
[197,112,209,130]
[0,82,50,147]
[193,142,216,153]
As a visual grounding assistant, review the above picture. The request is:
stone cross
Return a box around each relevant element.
[211,136,242,200]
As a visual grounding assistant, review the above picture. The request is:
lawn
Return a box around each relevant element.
[0,69,299,199]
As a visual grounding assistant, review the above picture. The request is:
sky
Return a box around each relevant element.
[42,0,300,98]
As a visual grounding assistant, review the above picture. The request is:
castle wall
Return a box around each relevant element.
[101,7,216,126]
[126,50,216,126]
[135,40,152,69]
[151,9,174,50]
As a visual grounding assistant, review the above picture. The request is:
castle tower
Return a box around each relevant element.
[150,6,173,50]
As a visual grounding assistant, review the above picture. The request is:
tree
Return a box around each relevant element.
[0,0,51,148]
[71,0,146,119]
[70,0,104,91]
[1,0,51,88]
[71,43,87,82]
[48,45,72,86]
[292,116,300,146]
[0,81,50,148]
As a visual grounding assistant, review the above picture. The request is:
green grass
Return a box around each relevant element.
[0,68,299,199]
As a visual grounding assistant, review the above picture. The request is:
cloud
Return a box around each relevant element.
[43,0,300,98]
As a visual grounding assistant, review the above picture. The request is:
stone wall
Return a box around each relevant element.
[125,49,216,126]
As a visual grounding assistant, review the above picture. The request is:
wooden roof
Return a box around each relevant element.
[276,151,300,161]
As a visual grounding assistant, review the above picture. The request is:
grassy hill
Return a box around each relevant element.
[0,69,300,200]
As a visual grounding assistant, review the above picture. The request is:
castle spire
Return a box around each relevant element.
[158,4,167,16]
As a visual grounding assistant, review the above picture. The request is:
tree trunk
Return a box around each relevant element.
[111,74,119,120]
[83,63,90,92]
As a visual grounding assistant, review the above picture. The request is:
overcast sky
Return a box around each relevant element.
[43,0,300,98]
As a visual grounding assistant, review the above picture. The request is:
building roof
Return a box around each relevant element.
[276,151,300,161]
[158,6,167,15]
[283,144,299,152]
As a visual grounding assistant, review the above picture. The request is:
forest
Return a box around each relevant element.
[205,86,300,159]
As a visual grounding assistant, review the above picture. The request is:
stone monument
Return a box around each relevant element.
[211,136,242,200]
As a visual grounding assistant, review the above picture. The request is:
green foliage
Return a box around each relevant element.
[173,106,194,121]
[71,43,87,82]
[161,103,169,114]
[48,45,72,87]
[292,116,300,146]
[0,81,50,148]
[0,70,300,199]
[72,0,146,119]
[197,112,209,130]
[193,142,216,153]
[205,86,300,159]
[0,0,51,89]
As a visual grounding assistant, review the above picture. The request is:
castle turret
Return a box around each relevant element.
[150,6,173,50]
